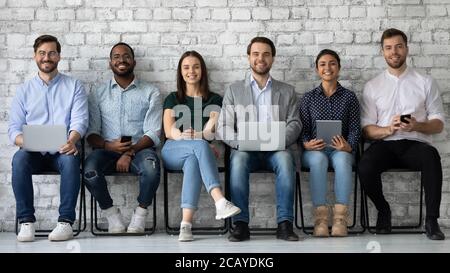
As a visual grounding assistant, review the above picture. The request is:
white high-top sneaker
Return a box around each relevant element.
[104,207,126,233]
[17,222,35,242]
[127,206,148,233]
[48,222,73,241]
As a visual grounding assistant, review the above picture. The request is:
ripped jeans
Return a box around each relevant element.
[84,148,160,210]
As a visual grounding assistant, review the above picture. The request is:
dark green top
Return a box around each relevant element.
[163,92,222,132]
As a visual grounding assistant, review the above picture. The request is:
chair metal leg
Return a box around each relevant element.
[364,174,424,234]
[163,169,228,235]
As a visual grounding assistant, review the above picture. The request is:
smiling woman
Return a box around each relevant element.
[299,48,361,238]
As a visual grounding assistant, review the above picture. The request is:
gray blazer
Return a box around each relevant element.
[217,74,302,150]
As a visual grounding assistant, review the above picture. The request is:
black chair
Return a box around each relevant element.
[362,167,424,234]
[225,147,302,235]
[90,172,157,236]
[360,140,425,234]
[163,141,228,235]
[296,145,366,235]
[15,139,87,237]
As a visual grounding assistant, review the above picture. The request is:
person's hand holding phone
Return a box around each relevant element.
[105,136,132,153]
[400,114,416,132]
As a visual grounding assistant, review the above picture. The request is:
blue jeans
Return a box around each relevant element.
[302,147,354,206]
[229,149,296,224]
[12,149,81,224]
[161,139,221,209]
[84,148,160,210]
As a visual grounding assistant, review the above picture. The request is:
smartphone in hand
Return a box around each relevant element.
[400,114,411,124]
[120,136,132,143]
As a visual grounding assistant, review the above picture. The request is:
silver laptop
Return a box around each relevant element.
[237,121,286,151]
[23,125,67,152]
[316,120,342,145]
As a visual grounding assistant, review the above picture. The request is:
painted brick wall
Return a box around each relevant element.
[1,0,449,231]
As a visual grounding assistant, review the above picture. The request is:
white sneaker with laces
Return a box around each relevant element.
[215,200,241,220]
[104,207,126,233]
[48,222,73,241]
[178,223,193,242]
[17,222,35,242]
[127,206,148,233]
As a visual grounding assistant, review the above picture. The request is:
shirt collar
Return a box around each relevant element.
[111,76,138,91]
[385,66,410,80]
[250,74,272,91]
[316,82,343,97]
[35,72,62,87]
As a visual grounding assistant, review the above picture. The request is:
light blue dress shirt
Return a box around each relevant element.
[250,74,273,122]
[8,73,89,144]
[86,77,162,146]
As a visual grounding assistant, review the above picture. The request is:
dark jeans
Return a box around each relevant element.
[358,139,442,218]
[12,150,81,224]
[84,148,160,210]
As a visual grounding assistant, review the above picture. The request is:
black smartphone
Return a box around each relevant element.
[400,114,411,124]
[120,136,132,143]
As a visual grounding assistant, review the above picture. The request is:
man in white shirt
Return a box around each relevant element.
[359,28,446,240]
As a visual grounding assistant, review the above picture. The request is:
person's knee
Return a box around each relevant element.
[274,152,295,171]
[333,152,353,169]
[231,151,250,170]
[59,154,80,167]
[303,151,327,169]
[12,150,32,168]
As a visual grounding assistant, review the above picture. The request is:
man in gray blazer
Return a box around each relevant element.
[217,37,301,242]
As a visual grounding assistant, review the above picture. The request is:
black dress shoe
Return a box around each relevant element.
[276,221,299,241]
[228,221,250,242]
[425,218,445,240]
[376,210,392,234]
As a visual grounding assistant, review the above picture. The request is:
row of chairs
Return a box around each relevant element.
[15,141,425,237]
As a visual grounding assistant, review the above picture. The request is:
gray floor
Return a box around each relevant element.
[1,230,449,253]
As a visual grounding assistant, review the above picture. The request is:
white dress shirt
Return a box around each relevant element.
[250,74,273,122]
[361,67,445,144]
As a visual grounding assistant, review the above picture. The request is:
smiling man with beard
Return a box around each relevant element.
[9,35,88,242]
[217,37,302,242]
[359,28,446,240]
[84,42,162,234]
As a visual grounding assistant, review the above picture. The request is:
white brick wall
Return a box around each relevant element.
[1,1,449,231]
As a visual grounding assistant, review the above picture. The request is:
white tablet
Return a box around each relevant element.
[316,120,342,145]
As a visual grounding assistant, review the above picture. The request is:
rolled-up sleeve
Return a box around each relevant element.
[143,86,162,147]
[426,78,446,125]
[69,80,89,137]
[8,86,26,144]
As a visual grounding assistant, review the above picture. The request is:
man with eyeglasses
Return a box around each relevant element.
[8,35,88,242]
[83,42,162,234]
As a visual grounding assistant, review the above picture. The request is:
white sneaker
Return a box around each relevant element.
[104,207,126,233]
[17,222,35,242]
[48,222,73,241]
[127,206,148,233]
[178,223,193,242]
[215,200,241,220]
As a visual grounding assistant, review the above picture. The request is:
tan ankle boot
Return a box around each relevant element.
[313,206,329,237]
[331,204,348,237]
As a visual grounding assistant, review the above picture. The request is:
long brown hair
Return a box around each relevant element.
[176,50,210,103]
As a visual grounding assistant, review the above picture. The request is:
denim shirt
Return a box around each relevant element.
[87,77,162,146]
